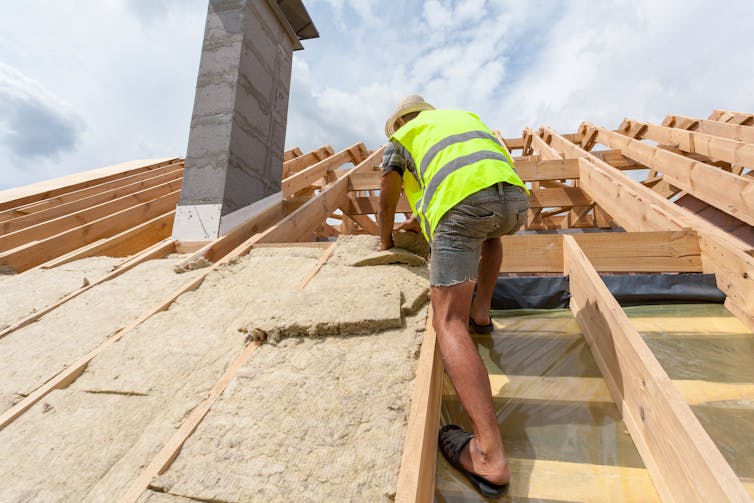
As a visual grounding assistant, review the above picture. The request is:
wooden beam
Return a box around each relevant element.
[0,163,183,224]
[0,178,182,251]
[621,118,754,171]
[0,190,180,273]
[0,158,180,212]
[282,143,366,198]
[585,122,754,227]
[283,147,303,162]
[563,234,750,503]
[709,109,754,126]
[542,126,754,318]
[500,230,701,273]
[528,187,592,208]
[523,128,562,160]
[664,114,754,144]
[395,308,442,503]
[282,145,335,179]
[40,210,175,268]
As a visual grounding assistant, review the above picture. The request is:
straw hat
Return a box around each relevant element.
[384,95,435,137]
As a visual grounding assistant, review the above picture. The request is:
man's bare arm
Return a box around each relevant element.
[378,171,403,250]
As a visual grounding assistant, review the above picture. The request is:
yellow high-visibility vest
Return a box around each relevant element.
[390,109,527,240]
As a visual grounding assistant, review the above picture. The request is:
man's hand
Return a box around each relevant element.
[394,215,420,233]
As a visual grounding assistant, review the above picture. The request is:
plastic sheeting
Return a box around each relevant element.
[626,304,754,480]
[436,310,658,502]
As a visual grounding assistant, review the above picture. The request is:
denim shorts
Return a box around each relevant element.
[430,183,529,286]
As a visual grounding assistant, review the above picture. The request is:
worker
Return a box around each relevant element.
[378,95,529,499]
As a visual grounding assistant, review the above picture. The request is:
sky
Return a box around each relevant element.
[2,0,754,190]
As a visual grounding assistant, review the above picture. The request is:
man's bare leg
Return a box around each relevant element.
[433,282,509,484]
[470,237,503,326]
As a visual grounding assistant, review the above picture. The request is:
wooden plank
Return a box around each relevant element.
[0,178,182,251]
[40,211,176,268]
[621,118,754,171]
[298,242,336,289]
[664,114,754,144]
[514,157,581,181]
[528,187,592,208]
[710,109,754,126]
[563,234,750,503]
[395,308,443,503]
[0,158,180,212]
[119,341,261,503]
[282,143,367,198]
[0,190,180,273]
[500,230,701,273]
[281,145,334,178]
[0,166,182,232]
[524,128,563,160]
[0,237,176,341]
[587,122,754,226]
[283,147,303,162]
[542,126,754,316]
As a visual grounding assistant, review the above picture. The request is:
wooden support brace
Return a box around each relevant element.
[563,235,751,503]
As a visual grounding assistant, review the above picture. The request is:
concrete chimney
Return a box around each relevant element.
[173,0,318,241]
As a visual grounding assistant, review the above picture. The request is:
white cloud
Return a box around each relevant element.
[1,0,754,190]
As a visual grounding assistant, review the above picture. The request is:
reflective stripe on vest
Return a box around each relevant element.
[418,150,510,237]
[391,109,527,240]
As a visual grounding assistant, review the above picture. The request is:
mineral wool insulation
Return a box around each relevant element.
[0,235,430,502]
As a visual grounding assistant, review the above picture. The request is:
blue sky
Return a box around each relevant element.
[2,0,754,190]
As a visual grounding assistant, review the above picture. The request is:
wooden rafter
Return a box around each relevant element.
[0,158,180,213]
[580,122,754,226]
[0,190,180,273]
[564,235,750,503]
[664,114,754,144]
[620,118,754,170]
[541,126,754,325]
[0,164,182,229]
